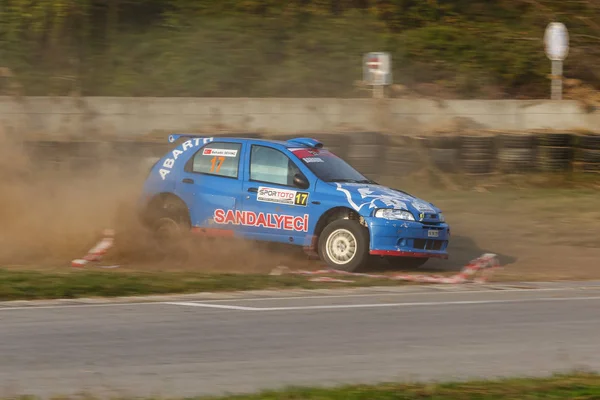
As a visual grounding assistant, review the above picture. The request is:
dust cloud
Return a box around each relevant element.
[0,130,307,272]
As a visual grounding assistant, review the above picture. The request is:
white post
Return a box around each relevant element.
[551,60,563,100]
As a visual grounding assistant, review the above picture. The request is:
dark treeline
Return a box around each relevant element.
[0,0,598,98]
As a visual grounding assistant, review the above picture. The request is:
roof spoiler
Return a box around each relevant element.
[168,134,213,144]
[286,137,323,149]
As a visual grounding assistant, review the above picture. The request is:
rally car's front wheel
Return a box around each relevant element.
[318,219,370,272]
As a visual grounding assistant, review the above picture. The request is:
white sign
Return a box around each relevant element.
[544,22,569,61]
[202,148,238,157]
[363,52,391,86]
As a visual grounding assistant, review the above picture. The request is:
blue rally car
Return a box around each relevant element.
[138,134,450,271]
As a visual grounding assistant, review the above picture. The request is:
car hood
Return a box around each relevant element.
[331,182,440,217]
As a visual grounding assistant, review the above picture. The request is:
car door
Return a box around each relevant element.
[175,140,245,234]
[238,144,314,245]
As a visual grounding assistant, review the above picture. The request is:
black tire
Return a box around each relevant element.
[429,148,459,170]
[498,133,535,149]
[460,135,495,151]
[147,196,191,255]
[537,159,571,172]
[535,132,572,147]
[537,146,572,161]
[427,135,460,149]
[386,134,413,146]
[582,162,600,173]
[462,159,494,174]
[318,219,370,272]
[578,134,600,150]
[581,149,600,164]
[384,257,428,269]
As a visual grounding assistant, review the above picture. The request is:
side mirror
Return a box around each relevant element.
[293,173,309,189]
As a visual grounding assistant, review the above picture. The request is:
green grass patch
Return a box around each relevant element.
[10,373,600,399]
[208,373,600,399]
[0,268,415,301]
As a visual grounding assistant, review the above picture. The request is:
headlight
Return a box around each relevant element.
[438,213,445,222]
[374,209,415,221]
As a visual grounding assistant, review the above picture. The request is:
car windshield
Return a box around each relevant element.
[289,147,374,183]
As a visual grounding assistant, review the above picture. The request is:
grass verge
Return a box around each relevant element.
[10,373,600,399]
[0,268,418,301]
[205,373,600,399]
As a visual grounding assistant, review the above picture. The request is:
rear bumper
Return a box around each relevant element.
[366,218,450,259]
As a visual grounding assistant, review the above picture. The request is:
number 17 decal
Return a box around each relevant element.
[210,156,225,173]
[294,192,309,206]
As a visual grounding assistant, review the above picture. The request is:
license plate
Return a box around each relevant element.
[427,230,439,238]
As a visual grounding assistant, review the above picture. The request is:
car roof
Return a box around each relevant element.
[168,134,325,150]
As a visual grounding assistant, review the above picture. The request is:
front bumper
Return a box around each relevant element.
[366,217,450,259]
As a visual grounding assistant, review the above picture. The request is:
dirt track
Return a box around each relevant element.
[1,130,600,281]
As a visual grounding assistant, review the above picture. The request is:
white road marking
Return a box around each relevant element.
[165,296,600,312]
[0,286,599,312]
[164,302,258,311]
[194,286,595,303]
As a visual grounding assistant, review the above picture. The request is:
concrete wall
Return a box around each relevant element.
[0,96,598,138]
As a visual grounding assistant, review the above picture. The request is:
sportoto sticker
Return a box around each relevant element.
[203,148,238,157]
[257,187,309,206]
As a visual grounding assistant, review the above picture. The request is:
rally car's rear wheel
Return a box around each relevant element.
[149,197,191,255]
[318,219,370,272]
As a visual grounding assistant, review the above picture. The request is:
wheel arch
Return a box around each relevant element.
[141,192,191,227]
[310,206,368,251]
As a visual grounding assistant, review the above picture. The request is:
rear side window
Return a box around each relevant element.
[190,142,241,178]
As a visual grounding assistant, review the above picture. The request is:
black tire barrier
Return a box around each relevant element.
[577,133,600,150]
[425,135,460,149]
[429,148,459,172]
[385,160,421,176]
[346,158,380,178]
[583,163,600,172]
[460,135,495,152]
[537,159,571,172]
[580,149,600,164]
[497,148,535,173]
[535,132,572,147]
[17,129,600,178]
[385,146,418,162]
[497,133,535,149]
[346,131,385,177]
[537,146,571,161]
[345,131,386,145]
[462,159,494,175]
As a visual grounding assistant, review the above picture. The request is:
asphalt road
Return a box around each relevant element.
[2,286,600,397]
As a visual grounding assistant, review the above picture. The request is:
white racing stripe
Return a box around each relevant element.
[164,296,600,312]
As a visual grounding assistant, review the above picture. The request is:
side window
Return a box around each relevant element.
[190,142,241,178]
[250,145,302,186]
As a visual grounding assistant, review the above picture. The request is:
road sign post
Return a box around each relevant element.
[363,52,391,99]
[544,22,569,100]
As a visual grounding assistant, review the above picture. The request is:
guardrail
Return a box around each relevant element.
[21,130,600,177]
